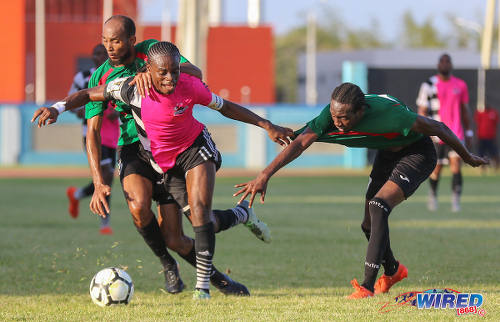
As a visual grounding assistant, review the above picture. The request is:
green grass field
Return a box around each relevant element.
[1,173,499,321]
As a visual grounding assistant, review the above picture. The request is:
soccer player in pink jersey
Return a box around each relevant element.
[416,54,474,212]
[33,41,294,300]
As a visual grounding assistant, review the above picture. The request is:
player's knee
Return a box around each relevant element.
[128,199,153,227]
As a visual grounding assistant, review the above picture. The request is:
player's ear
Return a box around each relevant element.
[129,35,136,47]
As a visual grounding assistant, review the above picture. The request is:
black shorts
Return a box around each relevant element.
[101,145,117,169]
[82,137,116,168]
[163,128,222,209]
[478,139,498,158]
[366,136,437,199]
[434,141,461,164]
[117,141,175,205]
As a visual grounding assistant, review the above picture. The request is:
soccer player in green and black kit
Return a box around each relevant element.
[32,15,268,297]
[234,82,487,299]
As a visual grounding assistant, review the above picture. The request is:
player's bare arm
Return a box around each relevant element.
[411,115,487,167]
[219,100,294,146]
[234,127,318,207]
[31,85,108,127]
[460,102,474,148]
[86,114,111,217]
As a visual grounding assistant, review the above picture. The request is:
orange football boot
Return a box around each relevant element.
[99,226,113,235]
[347,279,374,299]
[374,261,408,294]
[66,186,79,218]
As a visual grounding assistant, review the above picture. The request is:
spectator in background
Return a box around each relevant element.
[475,104,499,171]
[66,44,120,235]
[416,53,474,212]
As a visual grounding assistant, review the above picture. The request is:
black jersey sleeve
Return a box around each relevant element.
[103,76,141,107]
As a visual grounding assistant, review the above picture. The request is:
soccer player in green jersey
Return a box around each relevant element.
[32,15,263,296]
[234,82,487,299]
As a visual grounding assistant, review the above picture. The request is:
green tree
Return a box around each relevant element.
[275,7,385,103]
[401,11,445,48]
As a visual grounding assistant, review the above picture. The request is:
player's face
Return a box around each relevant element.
[147,55,180,95]
[330,100,364,132]
[92,46,108,68]
[102,20,135,66]
[438,55,452,76]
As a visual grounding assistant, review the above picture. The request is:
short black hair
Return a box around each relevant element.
[331,82,366,113]
[104,15,136,38]
[147,41,181,65]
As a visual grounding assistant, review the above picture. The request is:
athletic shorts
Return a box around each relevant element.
[101,145,117,168]
[478,139,498,158]
[366,136,437,199]
[163,128,222,209]
[82,137,116,168]
[117,141,175,205]
[434,142,460,165]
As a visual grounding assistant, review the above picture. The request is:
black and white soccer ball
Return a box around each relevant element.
[89,267,134,307]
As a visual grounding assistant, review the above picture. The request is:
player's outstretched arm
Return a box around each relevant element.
[234,127,318,207]
[411,115,488,167]
[31,85,107,127]
[219,100,294,146]
[86,114,111,218]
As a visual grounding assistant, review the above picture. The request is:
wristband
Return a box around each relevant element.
[465,130,474,137]
[52,101,66,114]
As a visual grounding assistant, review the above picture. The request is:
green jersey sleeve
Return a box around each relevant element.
[390,105,418,136]
[85,67,105,119]
[135,39,189,63]
[305,104,334,137]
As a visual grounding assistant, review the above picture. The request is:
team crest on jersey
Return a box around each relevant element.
[174,104,188,115]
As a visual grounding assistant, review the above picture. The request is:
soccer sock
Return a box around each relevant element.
[452,172,463,195]
[361,206,398,276]
[193,222,215,292]
[213,207,249,232]
[75,182,95,200]
[178,244,223,281]
[429,178,438,196]
[362,198,392,292]
[136,219,177,268]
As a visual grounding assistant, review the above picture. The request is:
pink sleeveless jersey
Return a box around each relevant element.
[436,75,469,140]
[140,73,212,172]
[100,103,120,149]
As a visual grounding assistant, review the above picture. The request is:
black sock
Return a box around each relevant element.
[193,222,215,291]
[136,219,176,268]
[452,172,463,194]
[429,178,438,196]
[178,243,197,267]
[213,207,248,232]
[362,198,392,292]
[361,206,398,277]
[82,182,95,197]
[178,244,222,282]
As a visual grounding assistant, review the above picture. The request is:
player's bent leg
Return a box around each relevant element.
[349,181,404,298]
[122,174,183,294]
[449,156,462,212]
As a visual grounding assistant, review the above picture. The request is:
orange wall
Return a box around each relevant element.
[0,2,26,102]
[206,26,275,104]
[142,25,275,104]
